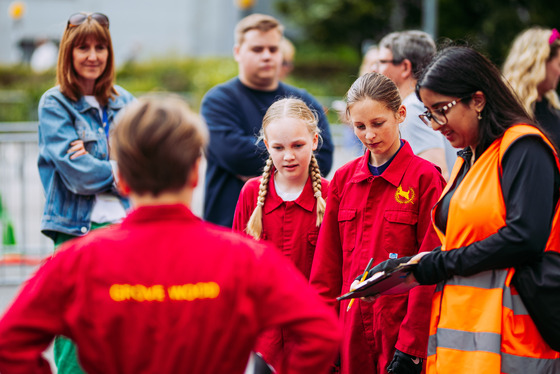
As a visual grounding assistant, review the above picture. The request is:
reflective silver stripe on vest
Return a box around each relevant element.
[429,270,531,359]
[427,328,501,356]
[441,271,528,316]
[502,286,529,316]
[428,333,437,357]
[502,352,560,373]
[444,269,508,289]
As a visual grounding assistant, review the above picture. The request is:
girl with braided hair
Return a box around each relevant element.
[233,97,328,372]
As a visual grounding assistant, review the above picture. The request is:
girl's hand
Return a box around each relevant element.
[68,140,87,159]
[407,251,430,264]
[350,278,381,303]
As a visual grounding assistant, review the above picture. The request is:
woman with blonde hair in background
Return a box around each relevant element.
[233,97,328,373]
[503,27,560,148]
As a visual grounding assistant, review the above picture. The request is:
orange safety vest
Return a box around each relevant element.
[427,124,560,374]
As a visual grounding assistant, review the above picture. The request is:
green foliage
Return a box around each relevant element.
[0,65,55,121]
[275,0,560,66]
[276,0,397,51]
[116,58,239,101]
[0,54,357,122]
[437,0,560,66]
[0,58,238,121]
[288,43,360,99]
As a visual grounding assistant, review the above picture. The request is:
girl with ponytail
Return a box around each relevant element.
[232,97,328,372]
[309,72,446,374]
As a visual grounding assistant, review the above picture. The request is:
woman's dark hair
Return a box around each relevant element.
[415,46,549,156]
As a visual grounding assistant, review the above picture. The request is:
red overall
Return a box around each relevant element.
[310,141,445,373]
[233,174,329,372]
[0,204,341,374]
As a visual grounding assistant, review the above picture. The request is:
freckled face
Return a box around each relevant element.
[264,117,318,187]
[349,98,404,166]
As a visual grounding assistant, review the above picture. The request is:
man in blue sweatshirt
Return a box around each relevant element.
[200,13,334,227]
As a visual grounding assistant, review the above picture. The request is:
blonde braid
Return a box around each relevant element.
[310,154,326,227]
[246,157,273,239]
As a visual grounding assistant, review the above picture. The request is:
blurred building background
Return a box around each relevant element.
[1,0,559,286]
[0,0,284,65]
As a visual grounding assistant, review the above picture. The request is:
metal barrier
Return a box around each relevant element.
[0,120,355,286]
[0,122,53,285]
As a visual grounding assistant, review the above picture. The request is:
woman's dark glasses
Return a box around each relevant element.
[67,12,109,29]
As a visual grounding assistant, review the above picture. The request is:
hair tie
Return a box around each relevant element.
[550,28,560,45]
[257,201,264,207]
[314,191,322,198]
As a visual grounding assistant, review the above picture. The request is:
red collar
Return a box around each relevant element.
[263,173,316,214]
[122,204,200,225]
[350,140,415,187]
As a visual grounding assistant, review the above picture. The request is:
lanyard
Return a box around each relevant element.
[102,107,109,140]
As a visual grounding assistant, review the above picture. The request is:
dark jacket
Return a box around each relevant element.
[200,77,334,227]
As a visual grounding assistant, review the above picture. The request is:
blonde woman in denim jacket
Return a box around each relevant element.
[37,12,134,374]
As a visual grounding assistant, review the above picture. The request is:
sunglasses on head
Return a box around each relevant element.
[67,12,109,29]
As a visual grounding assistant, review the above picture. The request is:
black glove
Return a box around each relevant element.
[355,256,412,282]
[330,353,341,373]
[251,352,276,374]
[386,349,423,374]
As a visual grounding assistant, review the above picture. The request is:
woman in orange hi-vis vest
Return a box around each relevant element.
[372,46,560,373]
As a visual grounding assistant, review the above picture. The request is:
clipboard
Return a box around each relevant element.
[337,263,418,301]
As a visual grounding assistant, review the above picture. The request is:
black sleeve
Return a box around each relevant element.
[201,86,268,177]
[415,136,559,285]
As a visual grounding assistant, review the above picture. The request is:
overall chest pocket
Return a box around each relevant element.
[75,120,103,157]
[382,210,418,257]
[338,209,357,252]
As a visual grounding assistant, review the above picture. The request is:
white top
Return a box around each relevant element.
[274,176,304,202]
[83,96,127,224]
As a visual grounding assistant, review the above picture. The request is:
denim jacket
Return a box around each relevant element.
[38,85,135,240]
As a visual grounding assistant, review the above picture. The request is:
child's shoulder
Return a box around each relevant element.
[245,176,263,187]
[408,154,444,176]
[239,176,265,196]
[332,155,366,179]
[404,154,446,188]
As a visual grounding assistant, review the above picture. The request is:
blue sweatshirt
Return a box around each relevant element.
[200,77,334,227]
